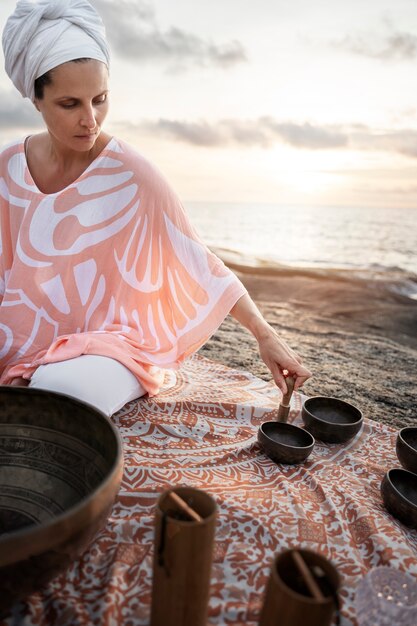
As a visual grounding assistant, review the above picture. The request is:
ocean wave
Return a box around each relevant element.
[213,246,417,301]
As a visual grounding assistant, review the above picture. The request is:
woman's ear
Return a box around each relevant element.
[33,99,40,112]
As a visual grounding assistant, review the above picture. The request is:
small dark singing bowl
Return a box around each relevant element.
[380,468,417,529]
[258,422,315,464]
[302,396,363,443]
[0,386,124,616]
[396,427,417,474]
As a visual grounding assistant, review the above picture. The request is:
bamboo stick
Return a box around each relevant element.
[167,490,203,522]
[292,550,326,601]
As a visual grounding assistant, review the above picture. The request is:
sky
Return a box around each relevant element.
[1,0,417,208]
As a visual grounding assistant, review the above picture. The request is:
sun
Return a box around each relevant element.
[260,145,355,201]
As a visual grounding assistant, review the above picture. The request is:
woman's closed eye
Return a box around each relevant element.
[94,95,107,105]
[59,95,107,109]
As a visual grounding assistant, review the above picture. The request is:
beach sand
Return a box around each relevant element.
[200,256,417,430]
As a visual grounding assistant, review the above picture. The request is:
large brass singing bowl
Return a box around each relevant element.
[0,386,124,616]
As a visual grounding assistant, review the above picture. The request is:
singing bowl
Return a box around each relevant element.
[258,422,315,464]
[380,468,417,529]
[0,386,123,615]
[301,396,363,443]
[396,427,417,474]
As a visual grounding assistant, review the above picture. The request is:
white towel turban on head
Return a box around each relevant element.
[2,0,110,101]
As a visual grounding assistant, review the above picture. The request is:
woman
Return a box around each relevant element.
[0,0,311,416]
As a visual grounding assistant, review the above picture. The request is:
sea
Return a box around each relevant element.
[185,202,417,301]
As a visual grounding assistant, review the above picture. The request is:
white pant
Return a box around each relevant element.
[29,355,146,417]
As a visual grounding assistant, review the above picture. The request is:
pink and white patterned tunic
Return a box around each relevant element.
[0,137,246,393]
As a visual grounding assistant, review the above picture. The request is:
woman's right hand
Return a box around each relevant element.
[256,324,312,395]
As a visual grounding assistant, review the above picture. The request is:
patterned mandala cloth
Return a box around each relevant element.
[5,354,417,625]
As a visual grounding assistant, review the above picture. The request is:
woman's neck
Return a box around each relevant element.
[25,131,112,194]
[44,132,109,170]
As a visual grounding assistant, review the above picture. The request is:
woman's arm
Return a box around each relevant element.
[229,293,312,394]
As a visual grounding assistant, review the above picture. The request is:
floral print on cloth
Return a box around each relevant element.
[0,138,246,391]
[4,355,417,626]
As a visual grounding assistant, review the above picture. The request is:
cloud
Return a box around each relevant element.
[351,128,417,159]
[261,119,347,149]
[0,90,41,130]
[125,116,417,159]
[142,119,226,147]
[93,0,247,69]
[139,117,349,150]
[332,26,417,61]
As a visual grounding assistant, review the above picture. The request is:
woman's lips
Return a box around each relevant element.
[75,133,97,140]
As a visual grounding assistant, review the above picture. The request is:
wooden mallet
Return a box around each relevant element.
[277,373,295,422]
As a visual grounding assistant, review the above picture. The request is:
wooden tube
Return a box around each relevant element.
[150,487,217,626]
[259,549,340,626]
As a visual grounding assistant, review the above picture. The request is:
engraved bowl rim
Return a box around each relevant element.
[0,386,124,565]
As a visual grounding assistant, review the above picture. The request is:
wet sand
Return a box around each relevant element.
[200,257,417,430]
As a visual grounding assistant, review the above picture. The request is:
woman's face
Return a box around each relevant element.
[34,59,109,152]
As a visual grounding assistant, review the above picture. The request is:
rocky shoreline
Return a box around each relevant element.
[199,266,417,430]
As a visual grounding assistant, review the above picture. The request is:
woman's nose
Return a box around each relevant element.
[81,106,96,129]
